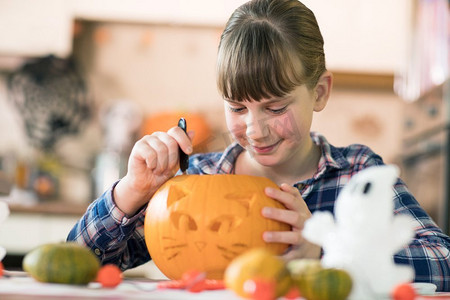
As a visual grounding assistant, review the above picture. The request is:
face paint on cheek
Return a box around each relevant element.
[225,116,247,142]
[232,125,248,145]
[268,111,302,142]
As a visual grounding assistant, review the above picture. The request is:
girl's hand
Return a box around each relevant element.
[262,183,321,261]
[113,126,193,216]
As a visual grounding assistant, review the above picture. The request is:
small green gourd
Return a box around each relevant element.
[298,268,353,300]
[23,242,100,285]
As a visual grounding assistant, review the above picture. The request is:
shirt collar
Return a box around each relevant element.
[203,132,349,178]
[214,142,244,174]
[311,131,349,177]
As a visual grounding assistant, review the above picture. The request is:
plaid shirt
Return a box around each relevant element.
[67,132,450,291]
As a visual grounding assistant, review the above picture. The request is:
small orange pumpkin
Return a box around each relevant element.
[144,174,290,280]
[141,112,212,152]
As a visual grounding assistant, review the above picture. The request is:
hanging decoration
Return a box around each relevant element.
[7,55,91,151]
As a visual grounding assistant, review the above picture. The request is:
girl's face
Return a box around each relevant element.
[224,85,319,168]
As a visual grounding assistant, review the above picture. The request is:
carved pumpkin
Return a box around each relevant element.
[144,174,290,280]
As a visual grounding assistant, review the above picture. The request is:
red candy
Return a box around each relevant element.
[243,278,276,300]
[391,283,416,300]
[157,270,226,293]
[284,286,301,299]
[96,264,122,288]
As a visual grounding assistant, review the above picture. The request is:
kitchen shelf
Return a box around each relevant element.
[8,202,88,216]
[332,72,394,91]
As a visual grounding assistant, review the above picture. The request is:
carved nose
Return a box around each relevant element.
[195,241,206,251]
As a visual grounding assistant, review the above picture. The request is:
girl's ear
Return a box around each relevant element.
[313,71,333,112]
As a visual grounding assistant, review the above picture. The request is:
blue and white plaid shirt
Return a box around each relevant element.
[67,132,450,291]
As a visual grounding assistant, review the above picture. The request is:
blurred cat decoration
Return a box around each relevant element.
[8,55,91,151]
[303,165,415,299]
[0,201,10,263]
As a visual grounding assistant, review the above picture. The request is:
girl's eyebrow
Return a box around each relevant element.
[224,97,290,104]
[266,97,289,103]
[263,97,293,105]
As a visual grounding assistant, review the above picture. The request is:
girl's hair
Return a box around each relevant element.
[217,0,326,101]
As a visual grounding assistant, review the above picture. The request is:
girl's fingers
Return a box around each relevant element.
[263,230,303,245]
[265,187,293,209]
[131,136,158,169]
[280,182,299,194]
[146,138,170,174]
[262,206,300,228]
[167,126,193,155]
[133,133,180,174]
[187,130,195,141]
[263,183,321,260]
[265,185,307,212]
[152,132,181,171]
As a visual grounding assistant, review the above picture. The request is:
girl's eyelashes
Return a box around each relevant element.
[227,104,289,114]
[228,106,246,113]
[267,105,288,114]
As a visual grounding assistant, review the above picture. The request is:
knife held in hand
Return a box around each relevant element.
[178,118,189,173]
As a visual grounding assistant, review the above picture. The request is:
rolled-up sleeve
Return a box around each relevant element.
[393,182,450,292]
[67,181,150,270]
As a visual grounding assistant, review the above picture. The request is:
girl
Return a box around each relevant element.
[68,0,450,291]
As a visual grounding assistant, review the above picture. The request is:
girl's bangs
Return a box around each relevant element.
[218,22,304,102]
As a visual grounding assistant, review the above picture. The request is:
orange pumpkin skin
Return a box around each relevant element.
[144,174,290,280]
[141,112,212,152]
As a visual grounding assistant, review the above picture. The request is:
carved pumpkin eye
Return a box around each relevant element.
[167,185,190,208]
[209,215,242,235]
[224,192,255,211]
[170,212,197,231]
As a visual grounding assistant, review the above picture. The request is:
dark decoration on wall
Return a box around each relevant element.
[7,55,91,150]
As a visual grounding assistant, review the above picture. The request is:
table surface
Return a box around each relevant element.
[0,275,240,300]
[2,274,450,300]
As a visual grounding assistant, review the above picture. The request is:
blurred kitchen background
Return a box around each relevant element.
[0,0,448,276]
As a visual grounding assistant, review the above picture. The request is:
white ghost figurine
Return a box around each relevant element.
[303,165,415,299]
[0,201,10,262]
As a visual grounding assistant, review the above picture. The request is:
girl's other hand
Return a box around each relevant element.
[113,126,193,216]
[262,183,321,261]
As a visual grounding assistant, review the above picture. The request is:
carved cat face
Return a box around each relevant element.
[144,174,290,280]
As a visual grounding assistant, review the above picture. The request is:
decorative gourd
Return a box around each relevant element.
[141,112,212,152]
[23,242,100,285]
[297,268,353,300]
[225,247,292,299]
[287,258,323,283]
[144,174,290,280]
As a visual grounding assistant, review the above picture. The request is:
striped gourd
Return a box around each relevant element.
[23,242,100,285]
[299,268,353,300]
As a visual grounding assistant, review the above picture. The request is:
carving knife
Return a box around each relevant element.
[178,118,189,174]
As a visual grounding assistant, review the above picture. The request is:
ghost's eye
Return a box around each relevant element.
[363,182,372,194]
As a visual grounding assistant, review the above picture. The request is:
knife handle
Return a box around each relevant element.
[178,118,189,172]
